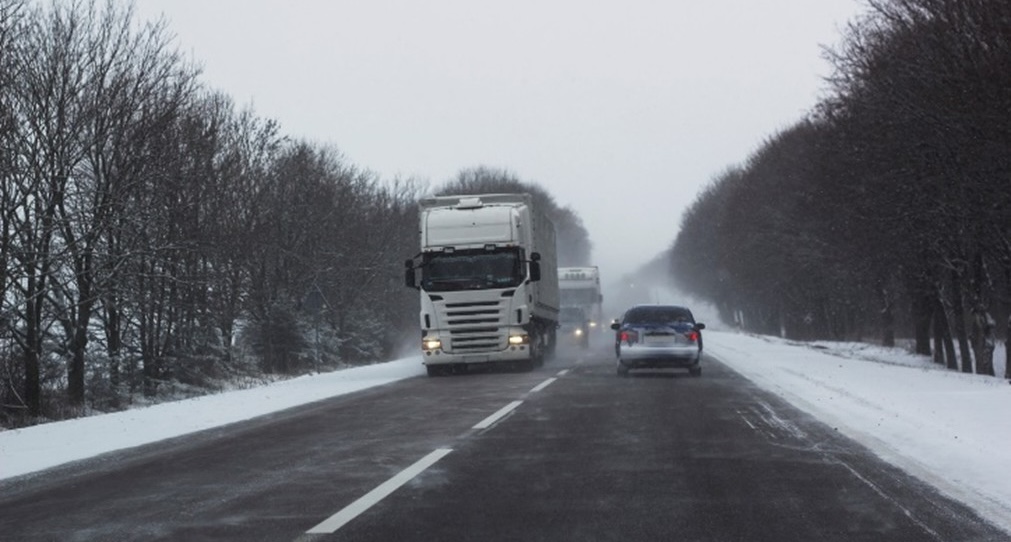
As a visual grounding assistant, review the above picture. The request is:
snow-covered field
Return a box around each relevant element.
[1,331,1008,535]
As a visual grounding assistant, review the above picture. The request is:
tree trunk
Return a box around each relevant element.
[880,287,895,347]
[949,270,973,373]
[932,298,946,365]
[970,311,996,376]
[67,279,93,407]
[1006,261,1011,381]
[23,288,42,417]
[103,294,122,408]
[942,323,958,371]
[932,295,958,369]
[138,261,159,398]
[1006,315,1011,381]
[67,319,88,406]
[913,292,933,356]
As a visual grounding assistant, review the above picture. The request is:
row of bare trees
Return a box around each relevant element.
[1,0,422,425]
[1,1,593,427]
[670,0,1010,377]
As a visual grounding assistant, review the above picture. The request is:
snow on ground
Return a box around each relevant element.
[0,331,1008,535]
[707,332,1011,535]
[0,357,426,481]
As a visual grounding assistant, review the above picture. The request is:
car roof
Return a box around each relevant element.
[624,304,693,314]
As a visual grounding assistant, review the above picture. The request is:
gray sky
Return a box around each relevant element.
[129,0,864,282]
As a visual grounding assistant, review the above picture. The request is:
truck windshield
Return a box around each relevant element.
[421,248,524,291]
[559,307,587,324]
[560,287,599,306]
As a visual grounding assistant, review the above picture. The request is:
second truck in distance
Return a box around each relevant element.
[558,266,603,348]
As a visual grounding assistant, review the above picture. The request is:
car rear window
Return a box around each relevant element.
[624,307,693,325]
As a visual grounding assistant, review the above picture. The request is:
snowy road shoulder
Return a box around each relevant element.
[706,331,1011,535]
[0,357,425,481]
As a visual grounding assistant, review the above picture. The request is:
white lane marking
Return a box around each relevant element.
[473,400,523,429]
[530,378,557,393]
[556,369,570,377]
[754,399,807,440]
[738,410,758,431]
[837,460,943,540]
[306,448,453,534]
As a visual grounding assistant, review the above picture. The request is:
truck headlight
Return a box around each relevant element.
[423,339,442,350]
[508,334,529,345]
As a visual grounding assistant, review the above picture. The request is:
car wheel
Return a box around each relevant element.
[689,365,702,377]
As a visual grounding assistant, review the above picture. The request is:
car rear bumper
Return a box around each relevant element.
[619,346,700,368]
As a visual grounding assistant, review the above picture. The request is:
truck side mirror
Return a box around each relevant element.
[529,260,541,282]
[404,259,416,289]
[527,252,541,281]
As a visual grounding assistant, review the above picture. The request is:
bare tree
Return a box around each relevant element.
[671,0,1011,374]
[241,141,422,369]
[0,0,28,420]
[5,0,97,416]
[0,0,441,426]
[48,0,196,406]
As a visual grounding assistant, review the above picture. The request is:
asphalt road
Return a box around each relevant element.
[1,342,1007,541]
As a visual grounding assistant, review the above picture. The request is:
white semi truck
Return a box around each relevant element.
[405,193,559,376]
[558,266,604,335]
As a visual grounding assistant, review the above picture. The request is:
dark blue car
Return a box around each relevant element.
[611,305,705,377]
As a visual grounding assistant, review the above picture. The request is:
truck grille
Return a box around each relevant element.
[441,301,507,353]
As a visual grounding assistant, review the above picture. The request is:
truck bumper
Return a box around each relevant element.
[423,345,533,366]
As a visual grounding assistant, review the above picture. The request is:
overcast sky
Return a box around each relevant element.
[127,0,865,282]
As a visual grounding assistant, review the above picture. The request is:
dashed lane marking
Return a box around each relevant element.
[530,378,557,393]
[473,400,524,430]
[305,448,453,535]
[300,363,575,538]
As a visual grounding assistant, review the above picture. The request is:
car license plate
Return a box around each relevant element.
[644,334,673,346]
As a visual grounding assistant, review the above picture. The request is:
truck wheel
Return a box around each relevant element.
[530,329,545,367]
[546,327,557,362]
[426,365,447,377]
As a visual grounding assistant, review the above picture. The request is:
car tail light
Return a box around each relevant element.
[685,331,699,342]
[620,330,638,345]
